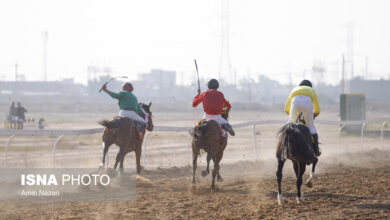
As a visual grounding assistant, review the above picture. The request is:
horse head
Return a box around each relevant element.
[221,106,230,120]
[140,102,153,131]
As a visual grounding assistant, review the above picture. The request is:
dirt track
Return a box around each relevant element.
[1,149,389,220]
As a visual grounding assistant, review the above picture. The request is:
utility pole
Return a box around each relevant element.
[218,0,233,84]
[181,71,184,86]
[365,56,368,80]
[42,30,48,81]
[14,62,19,94]
[346,23,354,80]
[341,54,345,94]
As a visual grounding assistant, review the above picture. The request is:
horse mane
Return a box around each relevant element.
[276,122,314,164]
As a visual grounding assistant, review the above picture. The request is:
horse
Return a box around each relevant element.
[98,102,153,174]
[276,112,318,205]
[190,109,229,191]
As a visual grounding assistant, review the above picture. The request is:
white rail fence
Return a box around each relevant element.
[0,118,389,168]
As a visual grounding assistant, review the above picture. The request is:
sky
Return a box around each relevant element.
[0,0,390,85]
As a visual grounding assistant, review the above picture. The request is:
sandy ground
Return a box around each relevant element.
[0,149,389,219]
[0,112,390,219]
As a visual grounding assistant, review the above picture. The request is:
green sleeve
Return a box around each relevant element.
[109,91,123,100]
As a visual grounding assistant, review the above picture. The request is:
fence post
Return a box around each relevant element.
[52,135,65,168]
[360,122,367,147]
[4,135,15,168]
[252,125,259,161]
[381,121,387,149]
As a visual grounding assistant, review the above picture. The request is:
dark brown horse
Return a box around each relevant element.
[99,103,153,174]
[276,112,318,204]
[191,110,229,191]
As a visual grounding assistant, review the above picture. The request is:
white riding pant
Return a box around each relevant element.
[203,113,228,126]
[119,110,147,125]
[289,95,317,134]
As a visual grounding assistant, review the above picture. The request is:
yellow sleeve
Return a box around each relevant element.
[312,91,320,117]
[284,93,293,115]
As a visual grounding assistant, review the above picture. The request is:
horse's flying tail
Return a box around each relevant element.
[99,119,121,129]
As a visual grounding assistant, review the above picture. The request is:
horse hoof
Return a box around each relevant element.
[217,177,224,182]
[277,194,284,205]
[296,196,304,204]
[306,179,313,188]
[201,170,209,177]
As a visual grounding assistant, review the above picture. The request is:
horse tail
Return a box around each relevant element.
[99,119,121,129]
[276,124,289,159]
[277,123,314,164]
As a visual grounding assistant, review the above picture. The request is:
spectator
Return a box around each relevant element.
[8,102,17,129]
[16,102,27,129]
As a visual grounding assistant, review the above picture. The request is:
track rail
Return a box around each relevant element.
[1,118,389,168]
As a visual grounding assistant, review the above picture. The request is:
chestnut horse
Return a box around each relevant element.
[99,102,153,174]
[276,112,318,205]
[191,110,229,191]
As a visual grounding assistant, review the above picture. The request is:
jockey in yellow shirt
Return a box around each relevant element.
[284,80,321,157]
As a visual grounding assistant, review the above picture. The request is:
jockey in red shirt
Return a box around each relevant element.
[192,79,235,136]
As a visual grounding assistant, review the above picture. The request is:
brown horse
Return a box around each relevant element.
[276,112,318,205]
[99,103,153,174]
[191,110,229,191]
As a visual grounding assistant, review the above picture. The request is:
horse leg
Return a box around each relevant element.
[276,159,285,205]
[201,153,211,177]
[216,152,224,182]
[293,161,299,178]
[119,151,129,173]
[135,146,142,174]
[114,147,124,170]
[192,153,198,184]
[306,157,318,188]
[296,162,306,204]
[101,142,111,168]
[211,160,220,192]
[191,141,200,184]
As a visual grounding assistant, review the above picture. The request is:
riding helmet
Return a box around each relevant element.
[207,79,219,90]
[299,80,312,87]
[122,82,134,91]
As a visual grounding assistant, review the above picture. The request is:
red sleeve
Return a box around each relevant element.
[192,92,205,107]
[222,95,231,110]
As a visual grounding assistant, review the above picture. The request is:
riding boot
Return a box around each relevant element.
[135,121,146,133]
[312,133,321,157]
[222,123,235,136]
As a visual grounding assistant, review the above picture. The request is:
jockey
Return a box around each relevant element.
[284,79,321,157]
[192,79,235,136]
[101,82,147,128]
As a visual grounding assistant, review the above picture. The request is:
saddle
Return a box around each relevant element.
[109,117,146,139]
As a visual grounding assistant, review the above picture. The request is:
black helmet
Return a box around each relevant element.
[207,79,219,89]
[299,79,312,87]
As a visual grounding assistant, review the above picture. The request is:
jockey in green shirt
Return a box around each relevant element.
[101,82,146,126]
